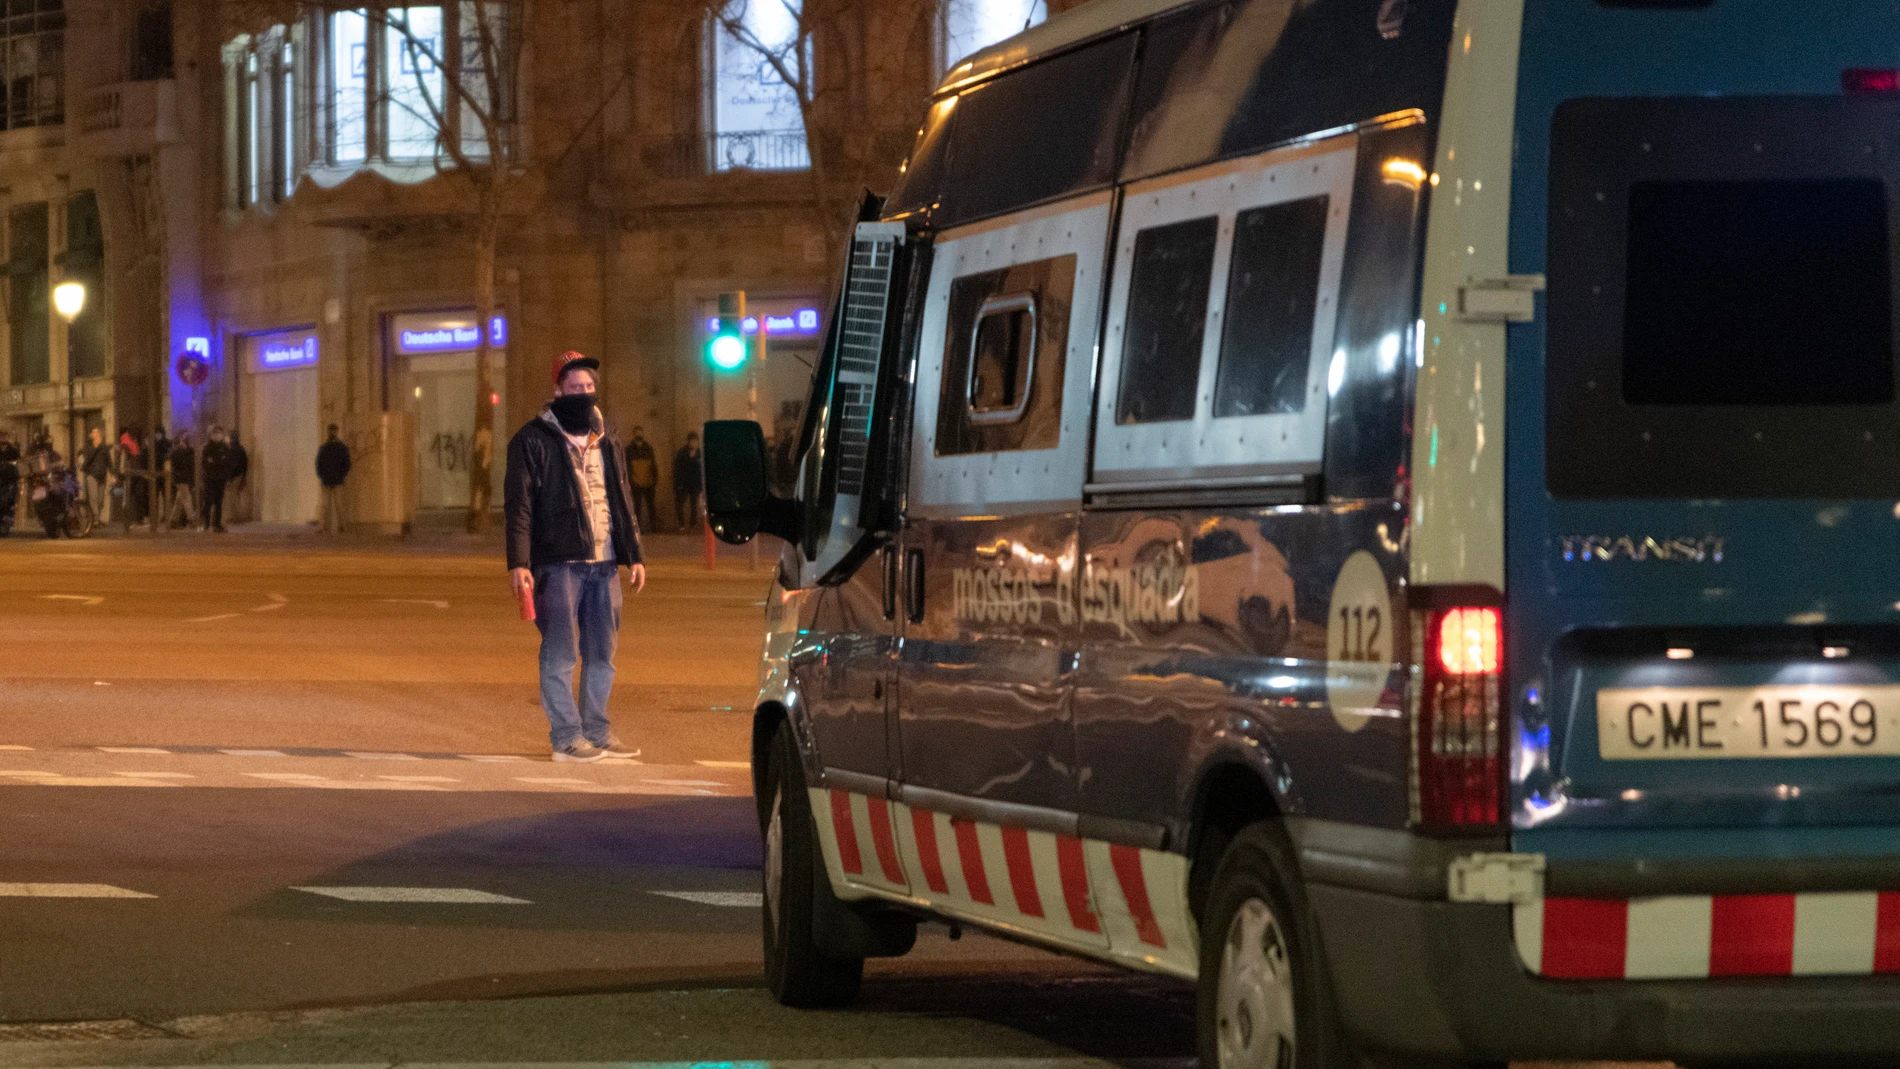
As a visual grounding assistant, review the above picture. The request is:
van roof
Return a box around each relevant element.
[938,0,1198,94]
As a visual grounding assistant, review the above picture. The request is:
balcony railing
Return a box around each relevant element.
[642,130,810,179]
[76,81,176,157]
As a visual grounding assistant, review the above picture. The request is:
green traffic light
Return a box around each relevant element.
[709,332,746,371]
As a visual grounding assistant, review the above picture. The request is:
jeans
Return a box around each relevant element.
[533,560,622,750]
[83,475,108,521]
[631,483,656,531]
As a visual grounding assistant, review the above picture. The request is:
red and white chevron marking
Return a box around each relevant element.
[808,788,1198,977]
[1516,892,1900,979]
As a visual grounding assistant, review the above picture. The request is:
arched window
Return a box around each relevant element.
[705,0,810,172]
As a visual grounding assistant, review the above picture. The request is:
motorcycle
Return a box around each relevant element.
[24,458,93,539]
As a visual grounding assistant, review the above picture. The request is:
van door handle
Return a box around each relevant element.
[881,545,898,620]
[905,548,925,624]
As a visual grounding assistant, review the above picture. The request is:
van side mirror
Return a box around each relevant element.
[703,420,801,546]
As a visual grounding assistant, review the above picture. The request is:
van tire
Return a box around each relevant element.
[1197,821,1346,1069]
[761,721,864,1008]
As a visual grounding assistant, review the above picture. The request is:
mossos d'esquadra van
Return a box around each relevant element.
[700,1,1900,1066]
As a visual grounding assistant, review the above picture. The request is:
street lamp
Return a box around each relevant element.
[54,281,86,464]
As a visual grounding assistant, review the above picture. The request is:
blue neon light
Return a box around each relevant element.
[397,317,508,354]
[704,306,822,338]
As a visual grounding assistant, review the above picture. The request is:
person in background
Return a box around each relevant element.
[226,431,249,523]
[505,351,646,763]
[117,427,144,524]
[199,425,234,534]
[80,427,111,522]
[316,424,351,535]
[672,431,704,530]
[165,431,197,530]
[467,424,494,533]
[624,425,658,531]
[0,430,20,531]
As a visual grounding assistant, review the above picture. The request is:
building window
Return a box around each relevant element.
[707,0,810,172]
[939,0,1044,76]
[227,27,295,209]
[8,201,48,387]
[322,5,507,169]
[0,0,64,131]
[130,1,171,81]
[62,191,104,380]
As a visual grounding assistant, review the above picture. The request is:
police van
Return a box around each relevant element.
[702,1,1900,1065]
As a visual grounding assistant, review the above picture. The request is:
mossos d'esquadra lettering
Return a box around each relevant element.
[952,566,1050,626]
[1559,535,1725,563]
[1081,561,1201,635]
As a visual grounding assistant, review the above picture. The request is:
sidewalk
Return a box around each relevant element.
[6,518,783,565]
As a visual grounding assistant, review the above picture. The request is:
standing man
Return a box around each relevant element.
[672,431,704,530]
[624,425,658,531]
[165,431,197,530]
[505,351,647,763]
[199,425,234,533]
[0,430,20,532]
[316,424,350,535]
[226,431,250,523]
[80,427,111,522]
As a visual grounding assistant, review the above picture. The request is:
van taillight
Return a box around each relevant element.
[1413,605,1504,830]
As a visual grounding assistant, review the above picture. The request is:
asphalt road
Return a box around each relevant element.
[0,530,1660,1069]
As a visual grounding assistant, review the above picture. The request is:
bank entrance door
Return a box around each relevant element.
[243,329,322,525]
[390,312,509,515]
[408,350,507,512]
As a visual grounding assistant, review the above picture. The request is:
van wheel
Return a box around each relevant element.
[761,721,863,1008]
[1197,822,1342,1069]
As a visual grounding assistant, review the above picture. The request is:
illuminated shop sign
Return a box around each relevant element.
[261,336,319,369]
[249,329,318,372]
[704,306,822,337]
[393,314,509,355]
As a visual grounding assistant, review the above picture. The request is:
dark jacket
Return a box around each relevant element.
[81,443,111,481]
[316,439,351,487]
[673,446,704,495]
[201,440,235,483]
[168,443,196,487]
[505,410,645,572]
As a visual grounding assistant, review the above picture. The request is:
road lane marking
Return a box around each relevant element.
[38,594,103,606]
[696,760,750,768]
[459,754,530,762]
[652,891,763,908]
[344,751,421,760]
[0,883,154,898]
[0,771,61,777]
[250,593,290,613]
[222,749,287,757]
[187,613,243,623]
[377,775,460,782]
[382,598,450,609]
[0,745,32,751]
[98,746,170,754]
[514,777,592,784]
[244,773,324,781]
[292,887,530,904]
[111,772,195,779]
[644,779,724,787]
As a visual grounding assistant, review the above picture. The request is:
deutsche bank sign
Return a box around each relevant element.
[249,329,318,373]
[393,314,509,355]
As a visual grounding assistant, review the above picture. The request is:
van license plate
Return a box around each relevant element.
[1597,686,1900,759]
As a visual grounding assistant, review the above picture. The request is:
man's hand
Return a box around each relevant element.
[510,567,533,600]
[627,563,647,595]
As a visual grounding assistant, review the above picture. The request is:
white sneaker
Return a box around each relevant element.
[597,736,641,760]
[552,740,605,763]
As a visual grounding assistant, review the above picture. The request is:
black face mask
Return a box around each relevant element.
[550,393,596,434]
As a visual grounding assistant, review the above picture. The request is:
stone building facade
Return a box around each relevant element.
[3,0,1072,530]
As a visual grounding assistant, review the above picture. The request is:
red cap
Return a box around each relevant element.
[551,350,600,386]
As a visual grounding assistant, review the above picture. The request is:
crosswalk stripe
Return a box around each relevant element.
[378,775,460,783]
[516,776,592,784]
[651,890,763,908]
[111,772,195,779]
[459,754,530,762]
[696,760,750,768]
[221,749,287,757]
[0,883,155,898]
[245,772,324,781]
[97,747,170,754]
[344,751,422,760]
[0,744,32,750]
[292,886,530,904]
